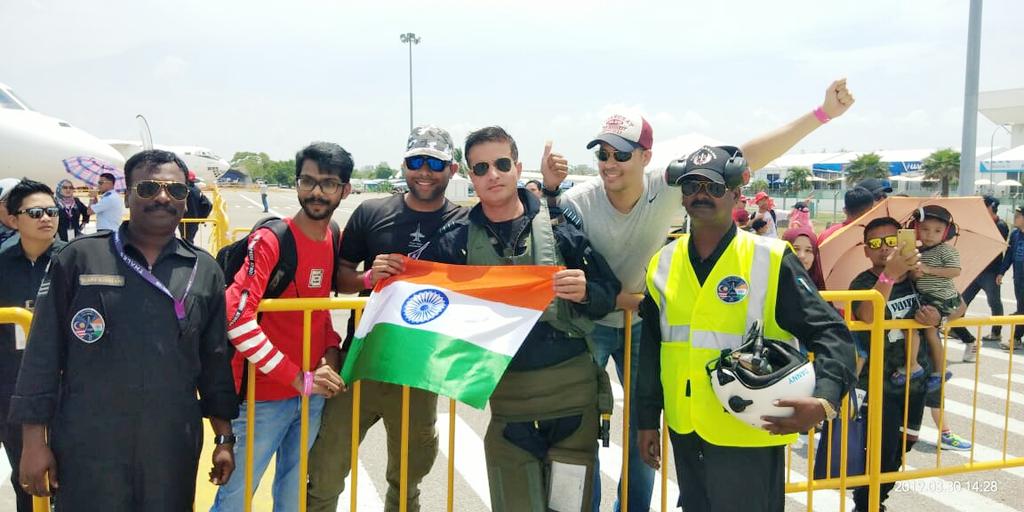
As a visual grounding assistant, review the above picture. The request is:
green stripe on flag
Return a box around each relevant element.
[341,322,513,409]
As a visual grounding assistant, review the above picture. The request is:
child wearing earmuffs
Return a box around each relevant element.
[898,205,959,391]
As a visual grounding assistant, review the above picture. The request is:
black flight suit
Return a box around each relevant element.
[8,223,238,512]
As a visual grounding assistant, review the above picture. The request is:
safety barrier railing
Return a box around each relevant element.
[0,307,51,512]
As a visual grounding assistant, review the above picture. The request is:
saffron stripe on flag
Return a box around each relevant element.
[343,322,512,409]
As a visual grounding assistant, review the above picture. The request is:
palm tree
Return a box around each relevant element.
[748,179,770,193]
[922,148,961,197]
[843,152,890,186]
[783,166,812,194]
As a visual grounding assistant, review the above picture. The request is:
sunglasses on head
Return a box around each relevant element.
[134,180,190,201]
[471,158,513,177]
[596,149,633,162]
[405,155,449,172]
[15,206,60,219]
[680,180,728,198]
[865,235,898,250]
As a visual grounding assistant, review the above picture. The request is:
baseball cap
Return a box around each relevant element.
[856,178,892,199]
[0,178,22,202]
[404,125,455,161]
[750,191,771,204]
[586,113,653,152]
[670,145,743,185]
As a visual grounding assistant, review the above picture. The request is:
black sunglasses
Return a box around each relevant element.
[405,156,449,172]
[680,180,728,198]
[471,158,513,177]
[15,206,60,219]
[296,175,345,194]
[596,149,633,162]
[134,180,190,201]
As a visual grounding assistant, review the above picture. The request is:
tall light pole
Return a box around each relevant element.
[958,0,983,197]
[400,32,421,132]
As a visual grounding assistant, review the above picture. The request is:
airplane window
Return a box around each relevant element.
[0,90,26,110]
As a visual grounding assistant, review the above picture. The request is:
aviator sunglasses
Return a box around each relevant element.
[134,180,190,201]
[471,158,513,177]
[15,207,60,219]
[680,180,728,198]
[596,149,633,162]
[405,156,449,172]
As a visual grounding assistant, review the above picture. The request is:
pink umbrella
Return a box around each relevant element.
[818,197,1006,292]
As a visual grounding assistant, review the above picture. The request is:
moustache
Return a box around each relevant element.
[690,200,715,208]
[143,204,179,214]
[303,198,330,206]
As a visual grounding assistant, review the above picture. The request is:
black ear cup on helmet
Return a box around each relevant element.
[720,145,747,189]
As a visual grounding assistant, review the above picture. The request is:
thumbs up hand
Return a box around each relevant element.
[540,140,569,192]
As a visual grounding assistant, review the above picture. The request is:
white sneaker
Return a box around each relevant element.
[962,343,978,362]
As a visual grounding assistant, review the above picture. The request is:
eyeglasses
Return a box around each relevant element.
[296,175,345,194]
[15,207,60,219]
[471,158,514,177]
[405,156,449,172]
[134,180,190,201]
[680,180,728,198]
[596,149,633,162]
[865,235,898,250]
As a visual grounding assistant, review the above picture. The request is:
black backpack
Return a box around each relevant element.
[215,217,342,297]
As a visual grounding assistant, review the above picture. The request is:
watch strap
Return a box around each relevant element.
[214,434,237,445]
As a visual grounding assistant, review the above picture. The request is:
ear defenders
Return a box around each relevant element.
[664,145,749,189]
[910,206,958,241]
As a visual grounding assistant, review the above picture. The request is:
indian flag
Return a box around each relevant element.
[341,257,560,409]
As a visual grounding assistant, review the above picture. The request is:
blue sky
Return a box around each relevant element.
[3,0,1023,168]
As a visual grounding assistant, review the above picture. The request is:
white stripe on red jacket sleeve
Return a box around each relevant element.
[224,230,301,387]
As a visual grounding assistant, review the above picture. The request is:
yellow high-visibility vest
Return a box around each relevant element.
[646,229,797,446]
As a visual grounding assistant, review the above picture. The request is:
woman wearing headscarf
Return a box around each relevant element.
[781,226,825,290]
[54,179,90,241]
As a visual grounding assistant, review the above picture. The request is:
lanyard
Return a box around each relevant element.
[113,230,198,321]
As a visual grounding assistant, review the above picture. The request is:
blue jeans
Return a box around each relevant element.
[261,194,269,212]
[212,395,325,512]
[591,322,655,512]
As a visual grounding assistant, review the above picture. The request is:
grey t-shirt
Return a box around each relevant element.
[561,169,682,327]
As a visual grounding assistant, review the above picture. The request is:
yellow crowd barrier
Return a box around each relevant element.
[6,287,1024,512]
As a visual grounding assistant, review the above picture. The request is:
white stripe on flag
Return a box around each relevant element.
[355,280,544,358]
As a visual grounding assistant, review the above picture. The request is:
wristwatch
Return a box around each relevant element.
[214,434,237,445]
[817,398,838,421]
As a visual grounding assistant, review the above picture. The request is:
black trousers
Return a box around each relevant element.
[669,430,784,512]
[852,387,925,510]
[950,270,1004,341]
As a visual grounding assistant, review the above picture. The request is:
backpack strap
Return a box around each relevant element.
[329,220,341,293]
[259,219,297,299]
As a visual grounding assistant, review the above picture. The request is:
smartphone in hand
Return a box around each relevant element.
[897,229,917,256]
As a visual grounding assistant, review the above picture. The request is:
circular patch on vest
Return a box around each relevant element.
[401,289,450,325]
[716,276,749,304]
[71,307,106,343]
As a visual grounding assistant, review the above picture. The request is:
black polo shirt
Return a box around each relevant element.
[9,223,238,425]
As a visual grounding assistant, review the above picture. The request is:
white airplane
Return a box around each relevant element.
[0,82,126,185]
[105,140,231,182]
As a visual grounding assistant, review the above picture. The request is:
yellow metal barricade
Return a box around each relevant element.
[0,308,51,512]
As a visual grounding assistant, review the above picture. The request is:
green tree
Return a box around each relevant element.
[230,151,272,180]
[783,166,812,194]
[452,148,469,178]
[843,152,890,186]
[572,164,598,176]
[749,179,770,193]
[922,148,961,197]
[265,160,295,186]
[373,161,396,180]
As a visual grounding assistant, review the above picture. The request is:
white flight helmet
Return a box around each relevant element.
[706,321,816,429]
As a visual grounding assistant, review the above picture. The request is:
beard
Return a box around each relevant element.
[301,197,338,220]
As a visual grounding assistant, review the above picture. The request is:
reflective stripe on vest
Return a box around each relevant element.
[646,230,796,447]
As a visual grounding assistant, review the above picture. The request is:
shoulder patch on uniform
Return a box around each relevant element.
[71,308,105,343]
[561,207,584,229]
[79,274,125,287]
